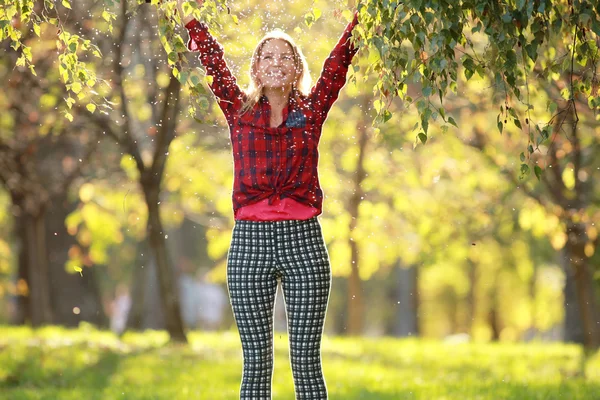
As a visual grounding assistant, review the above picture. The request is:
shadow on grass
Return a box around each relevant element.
[0,345,157,393]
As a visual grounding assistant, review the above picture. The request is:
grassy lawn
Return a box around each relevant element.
[1,325,599,399]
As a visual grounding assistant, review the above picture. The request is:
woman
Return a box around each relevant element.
[178,1,360,398]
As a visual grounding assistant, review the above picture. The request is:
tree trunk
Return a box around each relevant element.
[393,263,419,337]
[488,285,500,341]
[143,184,187,342]
[466,259,477,335]
[12,212,29,325]
[46,193,107,327]
[126,240,151,330]
[328,277,348,334]
[23,206,53,326]
[345,106,369,336]
[563,221,599,349]
[563,249,584,344]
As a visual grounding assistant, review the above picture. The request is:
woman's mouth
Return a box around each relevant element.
[267,71,285,78]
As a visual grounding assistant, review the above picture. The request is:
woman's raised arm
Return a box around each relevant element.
[309,10,360,128]
[180,0,244,121]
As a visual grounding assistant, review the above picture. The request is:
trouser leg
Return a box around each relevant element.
[277,218,331,400]
[227,221,278,400]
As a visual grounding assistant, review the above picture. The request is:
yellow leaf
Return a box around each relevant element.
[342,9,353,22]
[23,47,32,62]
[74,266,83,277]
[313,8,322,21]
[86,103,96,113]
[71,81,82,94]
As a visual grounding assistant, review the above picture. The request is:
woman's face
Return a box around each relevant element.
[255,39,299,91]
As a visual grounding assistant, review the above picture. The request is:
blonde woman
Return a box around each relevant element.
[178,1,360,398]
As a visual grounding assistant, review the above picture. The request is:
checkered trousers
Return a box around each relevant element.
[227,217,332,400]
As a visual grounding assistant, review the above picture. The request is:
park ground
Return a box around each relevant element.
[1,325,600,399]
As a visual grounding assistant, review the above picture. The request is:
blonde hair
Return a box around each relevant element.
[240,30,312,115]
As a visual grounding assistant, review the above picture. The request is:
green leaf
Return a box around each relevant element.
[178,70,189,84]
[382,110,392,123]
[305,13,314,28]
[464,68,474,80]
[448,117,458,128]
[520,163,530,176]
[418,133,427,144]
[520,152,525,162]
[514,118,522,129]
[525,42,538,62]
[534,165,542,181]
[198,96,209,110]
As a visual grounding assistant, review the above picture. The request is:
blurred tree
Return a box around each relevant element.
[76,0,188,342]
[0,35,106,327]
[462,88,600,349]
[2,0,597,347]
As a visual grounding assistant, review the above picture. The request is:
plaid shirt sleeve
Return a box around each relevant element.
[309,11,359,127]
[185,19,244,121]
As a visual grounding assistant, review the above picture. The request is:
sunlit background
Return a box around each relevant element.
[1,0,600,398]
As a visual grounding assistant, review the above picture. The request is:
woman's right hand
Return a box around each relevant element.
[177,0,204,25]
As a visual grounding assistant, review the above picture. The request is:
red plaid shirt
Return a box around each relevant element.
[186,13,359,215]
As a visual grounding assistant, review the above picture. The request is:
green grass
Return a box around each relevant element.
[1,325,599,399]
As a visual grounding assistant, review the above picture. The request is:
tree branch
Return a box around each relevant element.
[151,74,181,180]
[115,0,146,175]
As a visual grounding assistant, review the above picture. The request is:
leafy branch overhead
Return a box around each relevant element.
[355,0,599,177]
[2,0,599,176]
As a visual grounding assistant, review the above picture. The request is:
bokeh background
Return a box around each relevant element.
[1,0,599,350]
